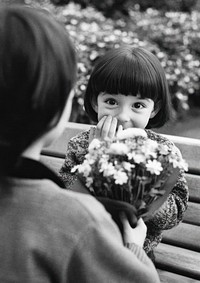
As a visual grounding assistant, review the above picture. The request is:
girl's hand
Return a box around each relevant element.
[121,214,147,247]
[88,116,123,143]
[95,115,118,140]
[90,115,123,142]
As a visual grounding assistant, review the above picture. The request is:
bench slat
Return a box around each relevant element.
[186,174,200,203]
[40,155,63,173]
[162,222,200,252]
[155,243,200,280]
[158,269,200,283]
[183,202,200,226]
[42,122,90,157]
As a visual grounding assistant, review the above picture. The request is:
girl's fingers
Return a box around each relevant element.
[96,116,118,140]
[107,117,118,139]
[120,214,147,247]
[100,115,112,139]
[95,116,107,139]
[116,125,123,138]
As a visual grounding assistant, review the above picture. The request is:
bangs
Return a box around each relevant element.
[91,47,165,103]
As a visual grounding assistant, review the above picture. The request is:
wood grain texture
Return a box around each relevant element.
[155,243,200,280]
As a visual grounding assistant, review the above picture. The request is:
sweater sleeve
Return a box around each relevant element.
[67,206,160,283]
[144,143,189,254]
[59,130,90,188]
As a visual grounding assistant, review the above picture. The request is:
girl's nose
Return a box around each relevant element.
[117,109,131,122]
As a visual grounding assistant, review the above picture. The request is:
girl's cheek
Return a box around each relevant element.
[99,109,111,116]
[97,112,106,121]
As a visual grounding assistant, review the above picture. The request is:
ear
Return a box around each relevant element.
[150,101,161,119]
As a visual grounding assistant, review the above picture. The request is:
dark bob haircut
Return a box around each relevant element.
[84,45,172,128]
[0,5,76,172]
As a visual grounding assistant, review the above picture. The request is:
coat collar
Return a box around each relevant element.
[9,157,65,188]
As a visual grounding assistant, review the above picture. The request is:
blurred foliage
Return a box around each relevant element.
[50,0,199,16]
[3,0,200,124]
[130,0,198,13]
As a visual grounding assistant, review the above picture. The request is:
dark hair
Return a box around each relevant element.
[84,45,172,128]
[0,5,77,173]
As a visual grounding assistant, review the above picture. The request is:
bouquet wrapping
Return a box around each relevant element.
[72,128,188,218]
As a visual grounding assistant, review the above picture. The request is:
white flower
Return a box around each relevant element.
[86,177,93,188]
[114,170,128,185]
[134,154,147,164]
[117,128,147,140]
[88,138,101,150]
[145,140,159,158]
[128,152,146,164]
[170,158,180,169]
[77,160,92,177]
[122,161,135,171]
[146,160,163,175]
[127,152,136,160]
[180,159,188,171]
[84,153,97,164]
[99,154,109,164]
[100,161,116,177]
[158,144,170,155]
[168,152,182,169]
[169,156,188,171]
[109,142,129,155]
[71,165,80,173]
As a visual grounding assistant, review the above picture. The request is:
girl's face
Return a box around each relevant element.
[94,93,157,129]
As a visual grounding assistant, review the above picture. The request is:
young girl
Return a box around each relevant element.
[59,45,189,261]
[0,7,160,282]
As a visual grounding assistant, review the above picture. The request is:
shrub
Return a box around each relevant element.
[50,0,199,15]
[130,0,198,13]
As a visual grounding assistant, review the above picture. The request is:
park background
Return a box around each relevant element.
[2,0,200,138]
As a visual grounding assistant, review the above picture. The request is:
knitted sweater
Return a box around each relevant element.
[59,128,189,256]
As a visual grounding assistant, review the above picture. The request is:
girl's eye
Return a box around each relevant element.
[105,99,117,106]
[133,102,145,109]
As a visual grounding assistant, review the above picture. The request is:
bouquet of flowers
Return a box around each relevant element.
[72,128,188,218]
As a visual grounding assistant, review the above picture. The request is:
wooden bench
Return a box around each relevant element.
[41,122,200,283]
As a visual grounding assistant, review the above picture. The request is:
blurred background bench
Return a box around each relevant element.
[41,122,200,283]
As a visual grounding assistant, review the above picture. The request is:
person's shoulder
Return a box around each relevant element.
[146,129,182,156]
[67,190,112,223]
[41,179,114,229]
[146,129,174,146]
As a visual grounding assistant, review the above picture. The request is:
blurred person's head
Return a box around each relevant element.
[0,5,77,173]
